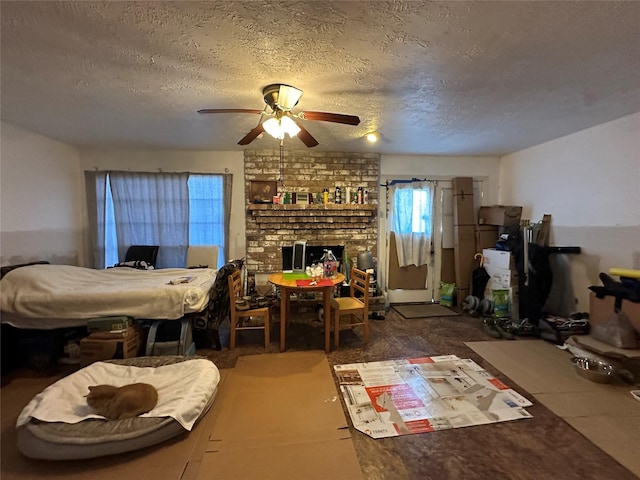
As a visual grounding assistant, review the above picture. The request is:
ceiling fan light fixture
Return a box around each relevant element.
[263,116,300,140]
[263,118,284,139]
[262,83,303,111]
[281,115,301,137]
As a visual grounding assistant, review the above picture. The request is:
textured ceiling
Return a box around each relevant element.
[1,1,639,156]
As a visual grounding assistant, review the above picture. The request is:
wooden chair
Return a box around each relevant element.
[228,269,270,349]
[330,267,371,349]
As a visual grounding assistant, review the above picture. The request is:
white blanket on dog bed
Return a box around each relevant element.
[17,359,219,431]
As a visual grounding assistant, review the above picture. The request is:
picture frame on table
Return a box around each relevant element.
[250,180,277,204]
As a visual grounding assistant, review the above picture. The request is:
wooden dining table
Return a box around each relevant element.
[268,272,345,353]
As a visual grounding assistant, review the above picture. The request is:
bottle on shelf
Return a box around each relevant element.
[322,188,329,205]
[364,190,369,204]
[335,186,342,204]
[357,186,363,205]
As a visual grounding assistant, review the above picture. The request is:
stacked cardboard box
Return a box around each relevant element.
[478,205,523,227]
[482,248,519,320]
[452,177,476,301]
[80,316,140,366]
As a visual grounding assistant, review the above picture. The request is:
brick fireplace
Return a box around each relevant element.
[244,149,380,283]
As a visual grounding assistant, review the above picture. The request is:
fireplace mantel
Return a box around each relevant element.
[247,204,376,229]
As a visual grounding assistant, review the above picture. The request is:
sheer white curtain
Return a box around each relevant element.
[389,180,435,268]
[109,172,190,269]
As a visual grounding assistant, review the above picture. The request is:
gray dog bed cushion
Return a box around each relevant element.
[17,356,219,460]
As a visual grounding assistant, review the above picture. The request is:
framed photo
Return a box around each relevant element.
[295,192,310,205]
[250,181,277,204]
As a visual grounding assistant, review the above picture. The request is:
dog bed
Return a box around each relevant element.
[16,356,219,460]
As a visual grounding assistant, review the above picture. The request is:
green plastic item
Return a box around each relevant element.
[440,282,455,307]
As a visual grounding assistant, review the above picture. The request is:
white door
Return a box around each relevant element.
[382,178,486,304]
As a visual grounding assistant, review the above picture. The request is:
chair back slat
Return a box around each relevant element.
[350,267,371,310]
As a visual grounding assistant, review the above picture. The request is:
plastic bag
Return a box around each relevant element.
[591,310,638,349]
[440,282,455,307]
[492,289,510,318]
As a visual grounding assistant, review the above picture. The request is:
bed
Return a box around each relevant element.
[16,355,220,460]
[0,263,218,329]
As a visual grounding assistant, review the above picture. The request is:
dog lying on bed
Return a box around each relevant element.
[86,383,158,420]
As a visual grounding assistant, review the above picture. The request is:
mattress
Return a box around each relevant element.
[1,264,217,329]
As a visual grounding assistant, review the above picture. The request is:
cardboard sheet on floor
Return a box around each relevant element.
[198,351,362,480]
[466,339,640,477]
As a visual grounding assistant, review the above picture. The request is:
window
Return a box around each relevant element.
[393,187,433,235]
[89,171,229,269]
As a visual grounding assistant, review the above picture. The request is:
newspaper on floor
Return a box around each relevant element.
[334,355,533,439]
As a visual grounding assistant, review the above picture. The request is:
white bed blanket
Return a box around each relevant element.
[17,359,220,431]
[0,264,216,320]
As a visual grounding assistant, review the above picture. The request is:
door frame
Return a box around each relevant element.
[379,176,487,305]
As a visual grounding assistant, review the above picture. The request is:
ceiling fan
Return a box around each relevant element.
[198,83,361,148]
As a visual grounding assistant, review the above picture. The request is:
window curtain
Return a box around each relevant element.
[84,171,107,269]
[109,172,190,269]
[389,180,434,268]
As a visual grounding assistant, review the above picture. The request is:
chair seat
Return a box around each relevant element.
[331,297,364,312]
[234,306,270,318]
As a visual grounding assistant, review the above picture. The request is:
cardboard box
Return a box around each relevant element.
[452,176,473,196]
[452,177,475,226]
[80,327,140,366]
[483,248,515,270]
[475,225,498,251]
[87,315,133,333]
[589,292,640,334]
[478,205,522,227]
[454,225,476,291]
[485,265,519,289]
[453,193,475,226]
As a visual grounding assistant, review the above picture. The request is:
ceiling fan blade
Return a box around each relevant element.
[298,111,361,126]
[295,122,319,148]
[238,123,265,145]
[198,108,263,115]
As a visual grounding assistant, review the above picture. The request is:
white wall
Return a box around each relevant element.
[0,122,83,266]
[499,112,640,312]
[78,148,246,264]
[380,155,501,204]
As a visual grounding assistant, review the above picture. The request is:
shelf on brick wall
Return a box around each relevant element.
[247,203,376,229]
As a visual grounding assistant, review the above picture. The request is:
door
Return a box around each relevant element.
[382,178,486,304]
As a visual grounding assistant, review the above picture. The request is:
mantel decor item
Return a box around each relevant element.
[250,180,277,204]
